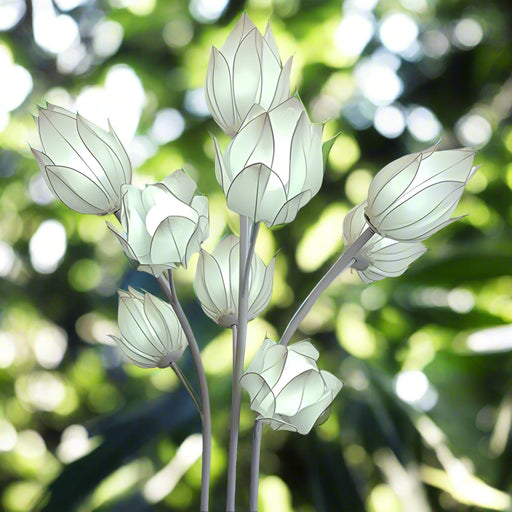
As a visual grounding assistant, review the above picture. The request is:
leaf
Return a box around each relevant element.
[322,132,340,167]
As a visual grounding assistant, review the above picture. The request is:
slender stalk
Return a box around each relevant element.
[249,419,263,511]
[170,361,202,420]
[279,226,375,346]
[158,272,211,512]
[231,324,238,378]
[242,222,260,293]
[226,215,251,512]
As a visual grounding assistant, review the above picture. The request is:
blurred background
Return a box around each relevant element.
[0,0,511,510]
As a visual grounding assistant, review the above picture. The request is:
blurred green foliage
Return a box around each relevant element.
[0,0,511,511]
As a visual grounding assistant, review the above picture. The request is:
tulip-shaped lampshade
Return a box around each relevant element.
[343,202,427,283]
[194,235,275,327]
[110,287,188,368]
[213,97,323,227]
[107,170,209,277]
[31,104,132,215]
[365,144,478,242]
[205,13,292,137]
[240,338,343,434]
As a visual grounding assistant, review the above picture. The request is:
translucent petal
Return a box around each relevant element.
[263,21,281,63]
[233,28,263,122]
[368,155,420,218]
[108,120,132,184]
[118,295,162,357]
[415,148,476,185]
[206,48,236,134]
[269,57,293,109]
[143,293,174,351]
[45,165,111,214]
[342,202,368,246]
[149,216,196,266]
[76,114,123,198]
[226,164,286,225]
[379,181,463,232]
[220,12,256,63]
[194,249,230,321]
[38,109,104,182]
[270,190,312,227]
[160,169,197,205]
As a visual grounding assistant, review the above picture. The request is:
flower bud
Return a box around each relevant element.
[206,13,292,137]
[365,144,478,242]
[240,338,343,434]
[213,97,324,227]
[31,104,132,215]
[343,202,426,283]
[194,235,275,327]
[110,287,187,368]
[107,170,209,277]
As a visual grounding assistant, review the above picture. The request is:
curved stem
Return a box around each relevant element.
[279,226,375,346]
[249,419,263,511]
[158,272,211,512]
[226,215,251,512]
[170,361,202,420]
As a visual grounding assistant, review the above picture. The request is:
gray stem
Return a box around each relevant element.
[158,272,211,512]
[249,419,263,511]
[170,361,202,420]
[279,226,375,346]
[226,215,251,512]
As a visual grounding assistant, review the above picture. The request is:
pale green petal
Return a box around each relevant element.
[45,165,111,214]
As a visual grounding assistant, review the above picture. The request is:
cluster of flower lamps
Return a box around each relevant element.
[30,13,478,512]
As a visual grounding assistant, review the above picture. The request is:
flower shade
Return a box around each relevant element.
[205,13,292,137]
[110,287,188,368]
[365,144,478,242]
[343,201,427,283]
[31,103,132,215]
[194,235,275,327]
[240,338,343,434]
[107,169,209,276]
[213,97,324,227]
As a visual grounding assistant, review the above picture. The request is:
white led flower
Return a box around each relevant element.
[343,201,426,284]
[108,170,209,277]
[213,97,324,227]
[365,144,478,242]
[31,104,132,215]
[110,287,187,368]
[240,338,343,434]
[206,12,292,137]
[194,235,275,328]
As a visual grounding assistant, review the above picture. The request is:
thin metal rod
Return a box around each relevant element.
[242,222,260,294]
[170,361,202,420]
[249,419,263,511]
[158,272,211,512]
[279,226,375,346]
[226,215,251,512]
[231,324,238,379]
